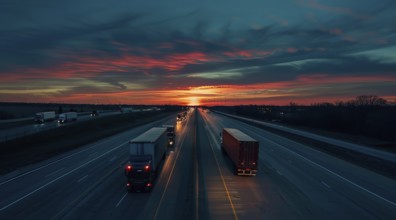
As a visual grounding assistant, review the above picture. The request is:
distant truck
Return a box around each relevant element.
[91,110,99,117]
[176,111,187,121]
[121,107,133,113]
[58,112,77,123]
[35,111,55,123]
[221,128,259,176]
[162,125,175,147]
[125,127,168,192]
[176,113,182,121]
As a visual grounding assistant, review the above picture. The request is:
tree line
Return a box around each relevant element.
[212,95,396,145]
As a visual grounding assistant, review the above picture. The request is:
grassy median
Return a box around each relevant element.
[0,111,174,174]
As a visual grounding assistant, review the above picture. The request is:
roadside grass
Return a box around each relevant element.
[0,111,173,174]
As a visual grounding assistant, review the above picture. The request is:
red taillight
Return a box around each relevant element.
[126,182,131,187]
[146,183,152,187]
[126,165,132,171]
[144,165,150,171]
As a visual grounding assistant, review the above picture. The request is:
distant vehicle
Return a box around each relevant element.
[91,110,99,117]
[35,111,55,123]
[58,112,77,123]
[221,128,259,176]
[176,113,182,121]
[162,125,175,147]
[176,111,187,122]
[121,107,133,113]
[125,127,168,192]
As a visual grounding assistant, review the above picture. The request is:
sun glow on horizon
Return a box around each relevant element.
[187,97,200,106]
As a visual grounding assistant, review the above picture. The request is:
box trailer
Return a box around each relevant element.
[221,128,259,176]
[125,127,168,192]
[58,112,77,123]
[34,111,55,123]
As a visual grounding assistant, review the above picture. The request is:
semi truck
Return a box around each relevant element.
[58,112,78,123]
[162,125,175,147]
[176,113,182,121]
[125,127,168,192]
[91,110,99,117]
[121,107,133,113]
[35,111,56,123]
[221,128,259,176]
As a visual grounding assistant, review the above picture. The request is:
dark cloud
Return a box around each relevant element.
[0,0,395,104]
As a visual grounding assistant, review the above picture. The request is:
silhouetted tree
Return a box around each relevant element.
[353,95,387,106]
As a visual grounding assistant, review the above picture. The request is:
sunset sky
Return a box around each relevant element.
[0,0,395,106]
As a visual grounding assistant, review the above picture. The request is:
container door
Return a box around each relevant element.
[243,142,256,168]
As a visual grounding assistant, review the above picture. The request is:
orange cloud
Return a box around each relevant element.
[2,73,395,105]
[178,74,396,105]
[0,51,212,82]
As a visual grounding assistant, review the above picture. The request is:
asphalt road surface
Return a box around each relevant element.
[0,108,395,220]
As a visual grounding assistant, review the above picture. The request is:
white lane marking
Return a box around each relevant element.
[321,181,331,188]
[265,138,396,206]
[109,156,117,162]
[0,137,119,186]
[88,152,99,157]
[77,175,88,183]
[45,168,65,178]
[0,142,126,212]
[116,192,128,207]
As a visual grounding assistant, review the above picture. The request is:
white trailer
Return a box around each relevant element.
[128,127,167,171]
[125,127,168,191]
[35,111,56,123]
[58,112,77,123]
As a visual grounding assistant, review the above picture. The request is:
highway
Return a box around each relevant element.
[0,108,395,219]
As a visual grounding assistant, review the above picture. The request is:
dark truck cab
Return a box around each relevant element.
[125,156,153,191]
[163,125,175,147]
